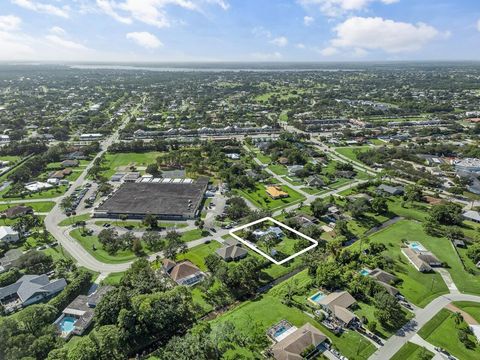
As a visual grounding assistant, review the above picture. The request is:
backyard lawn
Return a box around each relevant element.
[102,271,125,285]
[391,342,433,360]
[176,241,221,271]
[237,183,305,211]
[267,164,288,176]
[419,309,480,360]
[351,220,449,307]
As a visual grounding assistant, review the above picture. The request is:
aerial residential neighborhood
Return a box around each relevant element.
[1,1,480,360]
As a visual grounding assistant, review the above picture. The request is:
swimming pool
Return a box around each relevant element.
[309,291,326,304]
[273,325,289,338]
[59,316,77,334]
[409,242,426,252]
[359,269,371,276]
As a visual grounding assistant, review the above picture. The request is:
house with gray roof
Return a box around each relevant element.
[377,184,404,196]
[0,274,67,313]
[0,249,22,273]
[216,239,248,262]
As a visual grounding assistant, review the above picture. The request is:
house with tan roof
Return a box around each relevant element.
[401,246,441,272]
[266,186,289,200]
[162,259,204,286]
[216,238,248,261]
[317,291,358,327]
[271,323,329,360]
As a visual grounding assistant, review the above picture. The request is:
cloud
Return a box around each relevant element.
[0,15,22,31]
[330,16,440,53]
[11,0,70,18]
[45,35,88,50]
[303,16,314,26]
[251,51,282,60]
[252,26,272,38]
[126,31,163,49]
[477,19,480,32]
[319,46,338,56]
[298,0,399,17]
[296,43,306,49]
[97,0,228,28]
[270,36,288,47]
[49,26,66,36]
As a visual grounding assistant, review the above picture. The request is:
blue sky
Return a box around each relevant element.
[0,0,479,61]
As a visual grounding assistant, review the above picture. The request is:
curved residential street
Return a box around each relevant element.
[369,293,480,360]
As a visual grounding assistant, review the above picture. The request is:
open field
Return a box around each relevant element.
[335,146,372,162]
[100,152,163,178]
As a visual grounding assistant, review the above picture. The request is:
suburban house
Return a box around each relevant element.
[369,268,400,297]
[287,165,304,176]
[270,322,329,360]
[377,184,405,196]
[253,226,284,239]
[216,238,248,261]
[318,291,358,327]
[0,274,67,313]
[61,159,79,168]
[0,249,22,273]
[0,226,20,243]
[266,186,289,199]
[401,245,442,272]
[1,205,33,219]
[54,286,112,338]
[162,259,204,286]
[463,210,480,223]
[305,176,325,188]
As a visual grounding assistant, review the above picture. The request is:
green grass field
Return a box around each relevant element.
[391,342,434,360]
[0,185,69,201]
[100,152,163,178]
[0,201,55,213]
[59,213,92,226]
[335,146,371,162]
[267,164,288,176]
[70,228,139,264]
[237,183,305,210]
[351,220,449,307]
[419,309,480,360]
[177,241,221,271]
[102,271,125,285]
[453,301,480,323]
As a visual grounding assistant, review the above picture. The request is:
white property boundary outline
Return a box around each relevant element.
[229,217,318,265]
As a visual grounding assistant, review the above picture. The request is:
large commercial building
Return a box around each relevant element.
[95,177,209,220]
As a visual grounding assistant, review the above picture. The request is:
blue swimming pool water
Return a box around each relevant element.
[273,326,288,338]
[59,316,76,333]
[310,292,326,303]
[360,269,370,276]
[409,242,425,251]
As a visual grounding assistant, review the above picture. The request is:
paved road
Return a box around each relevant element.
[44,104,140,273]
[368,293,480,360]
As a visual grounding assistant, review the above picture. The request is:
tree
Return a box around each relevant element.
[142,231,163,251]
[310,198,328,219]
[374,291,405,329]
[225,197,250,220]
[89,325,124,360]
[98,228,119,255]
[67,336,98,360]
[146,163,160,176]
[348,198,371,219]
[371,197,388,215]
[428,203,463,226]
[405,185,423,203]
[60,196,74,213]
[132,238,143,255]
[142,214,158,229]
[17,250,54,274]
[164,230,186,259]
